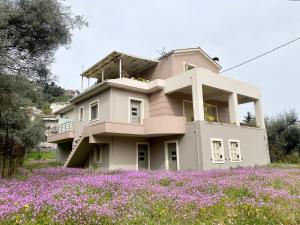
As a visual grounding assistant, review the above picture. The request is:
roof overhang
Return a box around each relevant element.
[69,78,165,104]
[81,51,159,79]
[53,104,74,115]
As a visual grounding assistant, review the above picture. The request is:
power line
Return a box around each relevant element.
[220,36,300,73]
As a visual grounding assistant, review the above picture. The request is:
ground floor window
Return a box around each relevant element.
[229,140,241,162]
[211,138,225,163]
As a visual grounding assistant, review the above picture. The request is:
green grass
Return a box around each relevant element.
[25,151,56,161]
[267,163,300,169]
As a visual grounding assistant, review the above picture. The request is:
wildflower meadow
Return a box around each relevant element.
[0,166,299,225]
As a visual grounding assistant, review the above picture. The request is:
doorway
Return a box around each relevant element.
[165,140,179,171]
[136,143,150,170]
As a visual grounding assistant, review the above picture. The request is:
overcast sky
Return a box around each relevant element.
[52,0,300,117]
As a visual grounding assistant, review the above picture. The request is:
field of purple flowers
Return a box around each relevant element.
[0,166,299,225]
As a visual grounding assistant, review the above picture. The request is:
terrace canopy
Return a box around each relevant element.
[81,51,158,81]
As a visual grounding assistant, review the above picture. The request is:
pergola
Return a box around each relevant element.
[81,51,158,83]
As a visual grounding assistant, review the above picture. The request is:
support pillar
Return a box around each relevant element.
[192,74,204,121]
[228,92,240,126]
[81,75,84,92]
[254,99,265,128]
[101,68,104,82]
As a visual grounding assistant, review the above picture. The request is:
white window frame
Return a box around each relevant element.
[228,139,242,162]
[128,97,144,124]
[78,106,84,122]
[210,138,225,164]
[89,100,99,122]
[205,103,219,122]
[183,61,197,72]
[136,142,150,171]
[164,140,180,170]
[182,100,193,121]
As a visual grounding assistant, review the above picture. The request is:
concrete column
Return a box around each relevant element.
[192,74,204,121]
[228,92,240,126]
[101,68,104,82]
[254,99,265,128]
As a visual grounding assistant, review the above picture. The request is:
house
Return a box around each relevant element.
[38,115,59,150]
[47,48,270,171]
[50,102,69,113]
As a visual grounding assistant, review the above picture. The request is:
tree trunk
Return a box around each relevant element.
[8,132,14,177]
[1,123,9,178]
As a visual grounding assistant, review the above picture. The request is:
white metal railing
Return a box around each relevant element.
[48,121,74,136]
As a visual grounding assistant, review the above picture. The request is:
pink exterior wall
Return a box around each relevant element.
[149,91,192,117]
[143,50,219,81]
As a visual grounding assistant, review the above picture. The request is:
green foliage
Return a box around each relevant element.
[265,110,300,163]
[43,82,72,103]
[242,111,257,127]
[25,151,56,161]
[0,0,87,178]
[0,0,87,79]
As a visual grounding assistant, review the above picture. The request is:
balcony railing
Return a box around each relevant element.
[48,121,74,136]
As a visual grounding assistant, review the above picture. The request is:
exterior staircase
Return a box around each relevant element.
[63,134,84,167]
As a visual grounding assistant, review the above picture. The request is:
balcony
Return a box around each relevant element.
[47,121,75,143]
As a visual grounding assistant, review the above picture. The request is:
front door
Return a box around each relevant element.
[166,141,178,171]
[183,101,194,122]
[130,99,141,124]
[137,143,149,170]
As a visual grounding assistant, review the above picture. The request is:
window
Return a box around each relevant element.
[183,100,194,122]
[89,101,99,121]
[93,147,102,163]
[204,103,218,122]
[211,138,225,163]
[79,107,84,121]
[229,140,241,162]
[129,98,143,124]
[183,62,195,72]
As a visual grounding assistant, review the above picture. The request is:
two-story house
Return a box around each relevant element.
[48,48,270,170]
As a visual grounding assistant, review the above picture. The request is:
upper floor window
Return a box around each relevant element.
[204,103,218,122]
[211,138,225,163]
[129,98,143,124]
[79,106,84,121]
[229,140,241,162]
[183,62,196,72]
[89,100,99,121]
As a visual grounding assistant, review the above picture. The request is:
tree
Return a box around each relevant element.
[265,110,300,163]
[0,0,87,80]
[242,112,256,127]
[0,0,87,178]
